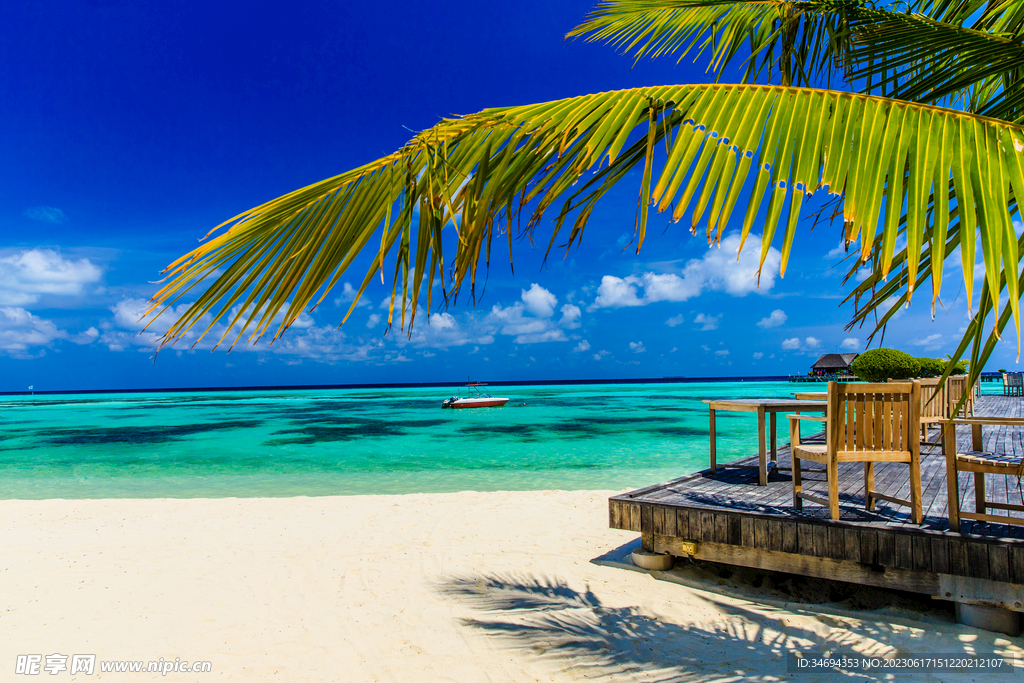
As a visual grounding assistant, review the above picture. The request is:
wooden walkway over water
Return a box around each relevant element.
[611,395,1024,603]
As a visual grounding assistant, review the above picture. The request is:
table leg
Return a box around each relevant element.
[709,408,717,474]
[758,407,767,486]
[770,411,777,463]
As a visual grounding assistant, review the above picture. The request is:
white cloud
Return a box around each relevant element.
[0,307,66,358]
[558,303,581,329]
[805,336,821,349]
[911,333,944,351]
[70,327,99,345]
[366,313,381,329]
[400,310,495,349]
[666,314,686,327]
[592,350,610,360]
[483,284,577,344]
[574,339,591,352]
[781,337,801,350]
[24,206,67,224]
[715,349,730,356]
[629,341,646,353]
[0,249,103,306]
[521,283,557,318]
[588,233,781,310]
[514,329,568,344]
[334,282,371,309]
[753,352,764,359]
[756,309,787,329]
[825,242,847,259]
[590,274,645,309]
[694,313,721,331]
[840,338,860,351]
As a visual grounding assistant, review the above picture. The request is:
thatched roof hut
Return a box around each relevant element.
[810,353,858,373]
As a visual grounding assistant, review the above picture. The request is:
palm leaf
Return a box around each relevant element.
[566,0,857,87]
[847,6,1024,123]
[148,84,1024,372]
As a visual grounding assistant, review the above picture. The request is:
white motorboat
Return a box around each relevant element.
[441,382,509,409]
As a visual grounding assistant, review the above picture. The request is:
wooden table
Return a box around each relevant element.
[792,392,826,401]
[702,398,827,485]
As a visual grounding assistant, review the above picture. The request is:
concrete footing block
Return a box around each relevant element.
[631,549,674,571]
[955,603,1021,636]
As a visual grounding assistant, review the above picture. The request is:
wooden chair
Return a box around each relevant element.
[892,375,971,443]
[789,381,922,523]
[943,417,1024,532]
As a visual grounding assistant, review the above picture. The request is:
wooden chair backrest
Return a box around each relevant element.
[828,381,920,457]
[916,377,945,419]
[889,375,970,418]
[946,375,972,418]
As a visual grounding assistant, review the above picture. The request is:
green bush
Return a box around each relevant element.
[915,357,944,377]
[916,357,968,378]
[851,349,921,382]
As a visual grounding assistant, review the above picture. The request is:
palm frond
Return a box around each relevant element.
[847,7,1024,123]
[149,84,1024,371]
[566,0,858,87]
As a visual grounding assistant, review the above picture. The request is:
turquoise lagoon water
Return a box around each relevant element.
[0,380,1003,499]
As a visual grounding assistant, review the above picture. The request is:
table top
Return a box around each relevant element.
[702,398,827,411]
[792,392,826,400]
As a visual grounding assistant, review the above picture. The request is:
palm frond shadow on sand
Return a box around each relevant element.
[436,563,1007,682]
[436,572,856,682]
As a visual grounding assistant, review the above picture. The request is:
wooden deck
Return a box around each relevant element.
[611,395,1024,603]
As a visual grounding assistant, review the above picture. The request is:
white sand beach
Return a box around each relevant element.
[1,490,1020,681]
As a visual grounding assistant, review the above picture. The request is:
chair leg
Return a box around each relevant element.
[827,457,839,520]
[792,455,803,510]
[864,462,875,511]
[910,453,923,525]
[975,472,987,515]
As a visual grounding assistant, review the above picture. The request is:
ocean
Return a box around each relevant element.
[0,380,1001,499]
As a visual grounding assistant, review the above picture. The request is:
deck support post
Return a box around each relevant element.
[954,603,1021,637]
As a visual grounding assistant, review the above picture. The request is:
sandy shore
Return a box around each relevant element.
[1,490,1020,681]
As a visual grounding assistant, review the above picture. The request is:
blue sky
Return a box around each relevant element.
[0,0,1014,391]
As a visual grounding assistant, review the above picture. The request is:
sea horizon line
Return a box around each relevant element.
[2,375,794,397]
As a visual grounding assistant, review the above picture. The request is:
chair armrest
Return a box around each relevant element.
[788,414,825,448]
[949,417,1024,426]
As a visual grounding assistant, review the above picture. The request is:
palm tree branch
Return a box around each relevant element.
[566,0,859,87]
[847,7,1024,123]
[148,84,1024,364]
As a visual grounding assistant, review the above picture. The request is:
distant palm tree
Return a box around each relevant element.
[149,0,1024,383]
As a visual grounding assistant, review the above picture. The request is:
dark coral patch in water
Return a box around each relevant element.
[645,426,705,438]
[459,424,538,439]
[266,420,406,445]
[39,420,264,446]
